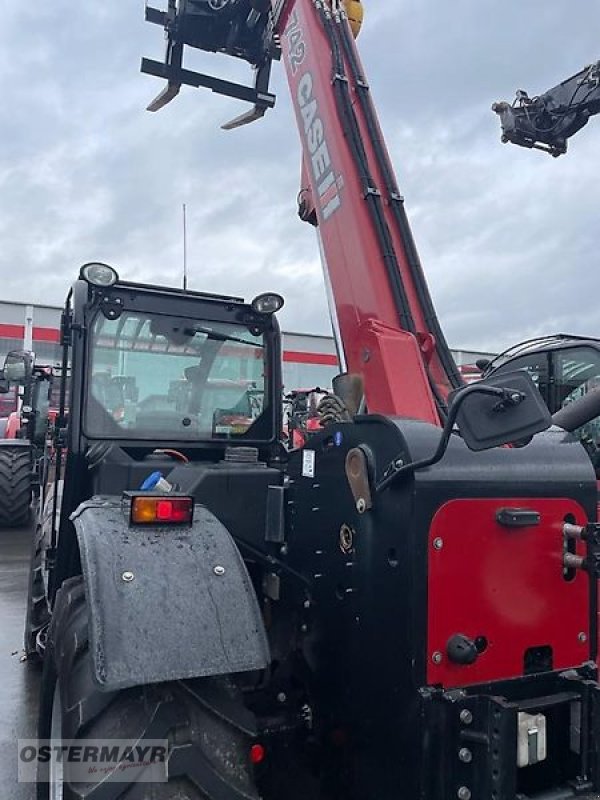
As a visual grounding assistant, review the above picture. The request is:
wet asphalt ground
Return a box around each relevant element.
[0,523,38,799]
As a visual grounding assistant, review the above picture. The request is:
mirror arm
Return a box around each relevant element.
[375,385,520,494]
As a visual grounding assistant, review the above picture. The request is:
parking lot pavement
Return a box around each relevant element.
[0,524,38,799]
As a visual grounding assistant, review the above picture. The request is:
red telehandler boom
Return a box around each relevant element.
[137,2,600,797]
[276,0,465,424]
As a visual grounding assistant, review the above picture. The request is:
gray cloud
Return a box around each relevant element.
[0,2,599,353]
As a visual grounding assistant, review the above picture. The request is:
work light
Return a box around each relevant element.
[80,262,119,287]
[251,292,284,314]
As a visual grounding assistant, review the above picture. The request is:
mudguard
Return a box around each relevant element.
[71,497,270,691]
[0,437,28,447]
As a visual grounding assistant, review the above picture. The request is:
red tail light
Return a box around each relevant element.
[250,744,265,764]
[129,495,194,526]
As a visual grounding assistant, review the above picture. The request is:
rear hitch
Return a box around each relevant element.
[421,666,600,799]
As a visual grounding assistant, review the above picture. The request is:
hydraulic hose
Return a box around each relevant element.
[314,0,417,335]
[334,12,463,391]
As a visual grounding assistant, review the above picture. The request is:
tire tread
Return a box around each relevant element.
[0,446,31,527]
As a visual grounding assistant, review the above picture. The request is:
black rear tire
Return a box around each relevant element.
[0,445,31,527]
[37,577,260,800]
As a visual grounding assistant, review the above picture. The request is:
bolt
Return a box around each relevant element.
[277,692,287,703]
[121,571,134,583]
[578,631,587,643]
[280,544,289,557]
[340,525,354,554]
[458,748,473,764]
[356,498,366,514]
[303,600,311,609]
[459,709,473,725]
[457,788,471,800]
[432,651,443,665]
[300,624,308,633]
[433,537,443,551]
[213,565,225,576]
[394,459,404,469]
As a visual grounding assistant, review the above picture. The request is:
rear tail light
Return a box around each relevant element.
[128,494,194,526]
[250,743,265,764]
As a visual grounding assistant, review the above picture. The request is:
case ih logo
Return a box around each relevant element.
[285,11,342,222]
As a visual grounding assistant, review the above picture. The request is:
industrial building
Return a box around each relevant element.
[0,300,492,390]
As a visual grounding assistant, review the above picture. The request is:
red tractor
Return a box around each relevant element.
[283,387,328,448]
[0,350,55,527]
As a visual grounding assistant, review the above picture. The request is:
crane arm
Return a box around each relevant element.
[493,60,600,156]
[142,0,463,424]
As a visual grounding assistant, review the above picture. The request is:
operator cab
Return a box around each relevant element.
[485,334,600,474]
[70,263,283,453]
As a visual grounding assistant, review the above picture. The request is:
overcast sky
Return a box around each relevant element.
[1,2,598,352]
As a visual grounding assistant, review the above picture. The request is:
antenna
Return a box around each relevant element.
[182,203,188,291]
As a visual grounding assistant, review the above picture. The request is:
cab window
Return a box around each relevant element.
[85,311,270,441]
[553,347,600,468]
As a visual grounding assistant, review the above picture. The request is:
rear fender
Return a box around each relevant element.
[0,437,29,448]
[71,498,270,691]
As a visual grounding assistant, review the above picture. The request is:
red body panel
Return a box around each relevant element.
[0,386,18,418]
[278,1,448,423]
[427,498,590,688]
[5,411,21,439]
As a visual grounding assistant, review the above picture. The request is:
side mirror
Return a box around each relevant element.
[0,372,9,394]
[377,371,552,492]
[3,350,33,385]
[451,370,552,452]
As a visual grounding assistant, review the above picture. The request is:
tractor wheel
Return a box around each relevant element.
[0,446,31,527]
[24,524,50,662]
[37,576,260,800]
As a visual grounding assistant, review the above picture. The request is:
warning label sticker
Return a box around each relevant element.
[302,450,315,478]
